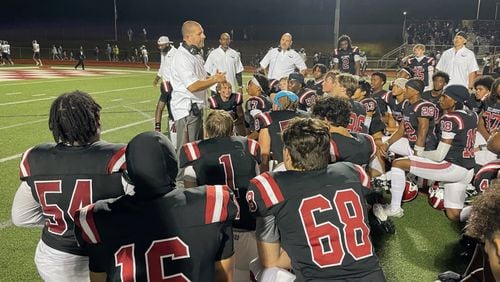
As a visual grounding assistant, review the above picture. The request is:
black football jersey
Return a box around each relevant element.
[383,91,407,123]
[474,160,500,193]
[178,136,260,230]
[407,56,435,87]
[245,95,273,132]
[246,163,383,281]
[255,110,308,163]
[439,109,478,169]
[19,141,126,255]
[480,98,500,134]
[334,47,360,75]
[297,88,318,112]
[402,100,438,150]
[208,92,243,119]
[468,95,484,115]
[74,185,237,281]
[347,100,368,134]
[306,79,324,96]
[422,90,441,106]
[372,90,388,115]
[360,97,386,134]
[330,132,376,166]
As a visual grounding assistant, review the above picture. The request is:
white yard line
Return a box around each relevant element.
[123,105,153,119]
[32,94,46,97]
[5,92,21,96]
[0,73,146,87]
[0,118,153,163]
[0,97,57,106]
[90,85,149,95]
[111,98,123,102]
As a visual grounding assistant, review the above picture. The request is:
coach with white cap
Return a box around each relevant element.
[204,32,244,95]
[259,33,307,80]
[153,35,177,133]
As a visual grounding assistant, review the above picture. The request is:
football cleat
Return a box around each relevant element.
[428,183,445,210]
[383,205,404,218]
[371,175,389,192]
[372,203,396,234]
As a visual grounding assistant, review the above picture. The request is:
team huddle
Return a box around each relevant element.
[10,20,500,282]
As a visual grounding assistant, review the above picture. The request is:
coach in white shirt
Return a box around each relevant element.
[170,20,226,151]
[153,35,177,132]
[205,32,244,94]
[436,31,478,89]
[260,33,307,80]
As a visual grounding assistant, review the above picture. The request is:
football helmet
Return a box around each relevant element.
[428,183,445,210]
[402,180,418,202]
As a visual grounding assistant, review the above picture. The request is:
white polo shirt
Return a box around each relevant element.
[33,43,40,53]
[204,46,244,92]
[170,46,207,121]
[436,46,478,88]
[157,47,177,82]
[260,48,307,80]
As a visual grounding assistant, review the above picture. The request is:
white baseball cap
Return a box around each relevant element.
[157,36,173,45]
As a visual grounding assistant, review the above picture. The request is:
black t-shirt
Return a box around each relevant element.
[247,163,383,281]
[74,185,237,281]
[19,141,127,255]
[178,136,260,230]
[330,132,376,166]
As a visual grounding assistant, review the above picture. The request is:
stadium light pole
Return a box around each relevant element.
[495,2,499,20]
[476,0,481,20]
[333,0,341,49]
[402,11,407,44]
[114,0,118,41]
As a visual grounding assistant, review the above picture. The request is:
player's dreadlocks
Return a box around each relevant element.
[49,90,101,145]
[337,34,352,49]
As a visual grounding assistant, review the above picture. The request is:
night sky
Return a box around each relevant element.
[2,0,498,26]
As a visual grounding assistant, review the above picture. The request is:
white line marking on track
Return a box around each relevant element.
[111,99,123,102]
[5,92,21,96]
[0,118,154,163]
[0,97,56,106]
[32,94,46,97]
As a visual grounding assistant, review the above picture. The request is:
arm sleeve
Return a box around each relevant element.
[255,215,280,243]
[11,181,45,227]
[421,141,452,162]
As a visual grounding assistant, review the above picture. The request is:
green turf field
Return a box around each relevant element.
[0,67,467,281]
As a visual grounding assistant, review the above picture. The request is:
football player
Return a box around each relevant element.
[405,44,435,90]
[382,85,477,221]
[353,79,386,139]
[473,76,496,166]
[388,67,413,91]
[255,90,308,172]
[305,63,327,96]
[287,72,317,112]
[74,132,237,282]
[247,117,386,281]
[477,78,500,149]
[422,71,450,106]
[332,34,361,75]
[471,75,494,114]
[371,72,389,118]
[474,131,500,193]
[383,78,409,134]
[11,91,128,282]
[322,71,369,133]
[244,73,272,139]
[209,82,245,135]
[179,110,260,281]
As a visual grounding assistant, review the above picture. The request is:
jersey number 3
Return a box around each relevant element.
[299,189,373,268]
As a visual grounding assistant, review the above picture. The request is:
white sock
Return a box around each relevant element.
[390,167,405,211]
[459,206,472,222]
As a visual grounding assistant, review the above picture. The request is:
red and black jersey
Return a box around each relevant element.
[439,109,478,169]
[178,136,260,231]
[330,132,376,166]
[422,90,441,106]
[306,79,324,96]
[372,89,388,116]
[402,100,438,150]
[347,100,368,134]
[74,185,237,281]
[208,92,243,120]
[474,160,500,193]
[297,87,317,112]
[333,47,360,75]
[244,95,272,132]
[255,110,309,163]
[246,162,383,281]
[407,56,435,87]
[19,141,126,256]
[480,98,500,134]
[383,91,407,123]
[360,97,386,134]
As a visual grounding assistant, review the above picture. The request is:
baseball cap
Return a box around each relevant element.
[157,36,173,45]
[455,31,467,40]
[288,72,305,85]
[274,90,298,107]
[393,78,409,89]
[444,85,470,104]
